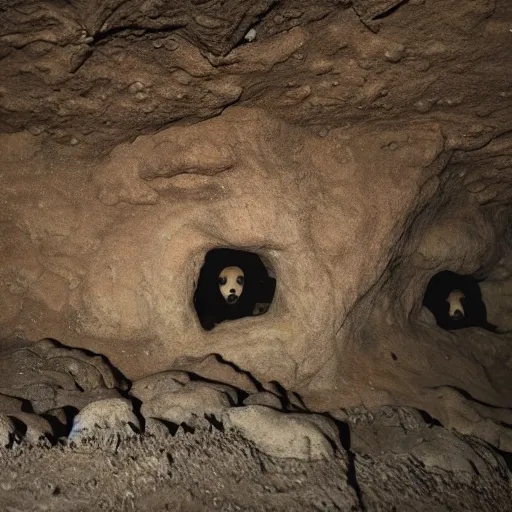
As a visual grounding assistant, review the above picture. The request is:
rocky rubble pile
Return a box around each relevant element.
[0,340,510,511]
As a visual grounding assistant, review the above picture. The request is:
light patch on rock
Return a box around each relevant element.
[69,398,139,440]
[141,382,231,426]
[222,405,337,460]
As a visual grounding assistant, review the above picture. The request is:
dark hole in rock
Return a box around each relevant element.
[194,248,276,331]
[422,270,496,332]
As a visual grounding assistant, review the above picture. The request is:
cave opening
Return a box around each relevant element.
[193,248,276,331]
[422,270,496,332]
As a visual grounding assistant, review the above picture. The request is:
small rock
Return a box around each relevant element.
[243,391,283,409]
[413,98,435,113]
[0,414,16,448]
[128,81,145,94]
[10,412,53,444]
[130,371,189,403]
[284,85,311,101]
[384,45,405,63]
[310,60,333,75]
[141,382,231,426]
[144,417,174,437]
[69,398,139,440]
[223,405,336,460]
[244,29,257,42]
[27,126,45,136]
[194,15,223,29]
[164,38,179,51]
[187,381,239,406]
[171,354,260,394]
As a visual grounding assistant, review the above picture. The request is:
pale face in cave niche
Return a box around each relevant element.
[218,266,244,304]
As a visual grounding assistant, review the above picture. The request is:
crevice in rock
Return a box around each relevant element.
[495,448,512,472]
[91,24,187,46]
[205,413,224,432]
[372,0,409,19]
[346,451,366,511]
[417,409,443,428]
[429,385,511,412]
[43,406,79,438]
[129,397,145,433]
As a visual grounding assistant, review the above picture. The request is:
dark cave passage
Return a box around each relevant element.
[193,248,276,331]
[422,270,496,332]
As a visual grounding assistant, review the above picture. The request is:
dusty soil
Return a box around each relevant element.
[1,427,510,512]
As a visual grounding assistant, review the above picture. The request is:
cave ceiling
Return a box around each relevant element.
[1,0,511,158]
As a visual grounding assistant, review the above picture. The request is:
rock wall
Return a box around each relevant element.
[1,0,512,455]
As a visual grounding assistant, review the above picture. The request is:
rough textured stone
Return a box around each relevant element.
[347,405,507,477]
[0,0,511,493]
[0,0,510,156]
[0,426,509,512]
[0,394,25,415]
[69,398,140,440]
[130,371,189,403]
[0,414,17,448]
[0,101,511,454]
[222,405,336,460]
[141,382,232,425]
[0,339,126,414]
[170,354,262,395]
[243,391,283,409]
[10,412,54,445]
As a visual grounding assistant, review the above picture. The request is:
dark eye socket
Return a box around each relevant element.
[218,277,227,285]
[236,276,244,285]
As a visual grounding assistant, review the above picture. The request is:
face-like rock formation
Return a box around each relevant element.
[0,0,511,456]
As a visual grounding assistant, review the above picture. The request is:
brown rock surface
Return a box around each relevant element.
[0,1,511,505]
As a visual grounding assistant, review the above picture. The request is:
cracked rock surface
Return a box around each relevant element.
[1,0,511,155]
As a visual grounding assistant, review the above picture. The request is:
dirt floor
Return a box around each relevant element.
[0,339,510,511]
[0,418,511,511]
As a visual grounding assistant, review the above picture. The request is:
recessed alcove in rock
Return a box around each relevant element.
[422,270,497,332]
[194,248,276,331]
